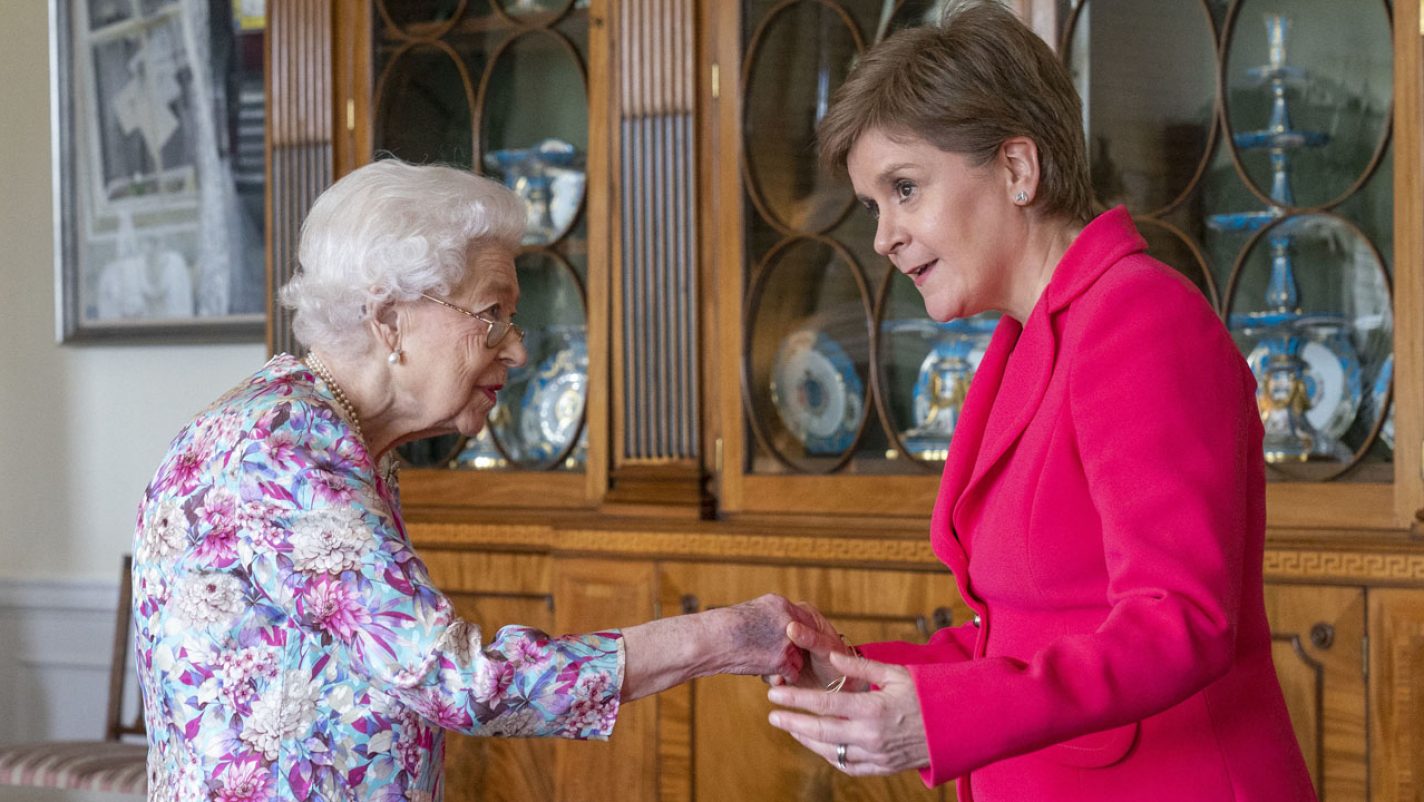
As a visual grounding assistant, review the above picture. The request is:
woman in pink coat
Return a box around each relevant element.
[764,3,1317,800]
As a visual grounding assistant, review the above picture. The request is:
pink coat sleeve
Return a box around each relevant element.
[856,623,976,666]
[910,269,1261,786]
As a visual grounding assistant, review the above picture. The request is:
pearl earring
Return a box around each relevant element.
[1014,191,1029,204]
[387,349,402,365]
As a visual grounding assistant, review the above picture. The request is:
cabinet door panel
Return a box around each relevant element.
[1264,583,1367,801]
[425,550,559,802]
[553,559,659,802]
[1369,589,1424,802]
[660,562,963,802]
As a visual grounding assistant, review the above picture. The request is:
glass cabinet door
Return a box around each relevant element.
[722,0,1404,524]
[1062,0,1393,484]
[738,0,969,484]
[371,0,594,475]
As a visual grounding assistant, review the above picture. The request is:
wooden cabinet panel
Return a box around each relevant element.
[424,550,559,802]
[659,562,964,802]
[421,553,660,802]
[1265,583,1367,801]
[1369,589,1424,802]
[553,559,659,802]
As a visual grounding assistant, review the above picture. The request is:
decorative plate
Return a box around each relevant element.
[1246,327,1362,442]
[770,330,864,455]
[520,332,588,463]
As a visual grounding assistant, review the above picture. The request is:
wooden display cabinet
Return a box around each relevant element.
[266,1,1424,799]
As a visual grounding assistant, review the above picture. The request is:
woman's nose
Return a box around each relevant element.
[501,335,528,369]
[873,212,902,257]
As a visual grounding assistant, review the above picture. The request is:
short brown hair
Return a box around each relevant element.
[817,0,1092,223]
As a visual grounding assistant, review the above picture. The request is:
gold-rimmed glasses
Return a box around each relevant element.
[419,293,526,348]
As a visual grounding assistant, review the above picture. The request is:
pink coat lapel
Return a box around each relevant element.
[929,316,1019,572]
[958,306,1057,526]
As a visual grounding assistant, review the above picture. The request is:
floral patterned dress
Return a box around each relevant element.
[132,354,624,802]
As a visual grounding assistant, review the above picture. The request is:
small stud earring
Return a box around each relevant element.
[387,349,402,365]
[1014,191,1029,204]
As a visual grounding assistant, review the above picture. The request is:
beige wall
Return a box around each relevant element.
[0,3,265,581]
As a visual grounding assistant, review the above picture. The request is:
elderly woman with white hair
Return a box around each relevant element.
[131,159,810,801]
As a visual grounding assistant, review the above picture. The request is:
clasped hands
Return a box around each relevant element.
[738,598,930,776]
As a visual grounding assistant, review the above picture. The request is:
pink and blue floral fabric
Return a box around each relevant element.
[132,354,623,802]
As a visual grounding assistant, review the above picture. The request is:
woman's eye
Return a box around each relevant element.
[894,180,916,201]
[862,200,880,220]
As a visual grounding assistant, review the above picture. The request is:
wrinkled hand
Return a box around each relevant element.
[764,602,850,690]
[766,651,929,776]
[713,594,813,685]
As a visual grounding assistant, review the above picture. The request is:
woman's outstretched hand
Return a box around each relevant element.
[714,593,813,682]
[766,650,930,776]
[765,602,853,690]
[620,593,813,701]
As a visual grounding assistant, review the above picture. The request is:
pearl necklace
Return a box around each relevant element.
[304,352,365,444]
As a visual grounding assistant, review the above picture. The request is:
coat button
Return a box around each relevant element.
[972,614,982,628]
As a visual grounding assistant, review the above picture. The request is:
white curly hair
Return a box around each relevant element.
[280,158,526,357]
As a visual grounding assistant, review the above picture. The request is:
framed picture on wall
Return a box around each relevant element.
[51,0,267,343]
